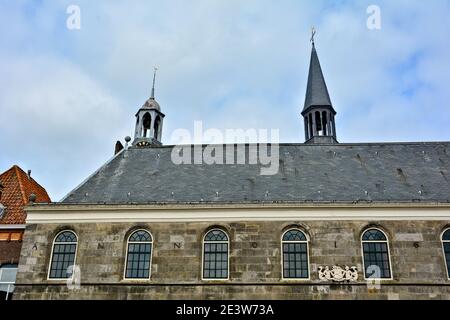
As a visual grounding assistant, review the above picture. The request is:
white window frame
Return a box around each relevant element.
[0,264,18,300]
[281,229,311,281]
[47,230,78,281]
[361,228,393,281]
[201,229,230,281]
[441,228,450,281]
[123,229,153,281]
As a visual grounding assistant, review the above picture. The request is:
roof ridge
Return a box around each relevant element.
[127,141,450,150]
[0,165,18,179]
[13,165,29,205]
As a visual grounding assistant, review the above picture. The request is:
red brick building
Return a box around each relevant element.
[0,165,50,300]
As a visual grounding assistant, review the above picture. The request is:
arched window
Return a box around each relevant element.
[142,113,152,138]
[442,229,450,279]
[154,116,161,140]
[202,229,229,280]
[282,229,309,279]
[304,117,309,140]
[361,228,392,280]
[48,230,78,279]
[330,114,335,136]
[308,113,313,137]
[0,263,18,300]
[315,111,322,133]
[322,111,328,135]
[124,230,153,280]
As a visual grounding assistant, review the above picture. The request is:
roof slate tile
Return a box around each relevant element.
[61,143,450,204]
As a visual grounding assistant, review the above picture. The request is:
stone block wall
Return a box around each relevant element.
[13,220,450,300]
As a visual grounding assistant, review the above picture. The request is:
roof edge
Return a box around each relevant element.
[59,148,127,202]
[26,201,450,212]
[13,165,28,205]
[126,141,450,149]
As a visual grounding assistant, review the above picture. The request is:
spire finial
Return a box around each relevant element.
[310,27,316,47]
[151,66,158,99]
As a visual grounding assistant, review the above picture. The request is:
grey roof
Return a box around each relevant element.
[140,97,161,112]
[61,142,450,204]
[302,44,334,114]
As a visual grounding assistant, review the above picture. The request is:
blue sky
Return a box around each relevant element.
[1,0,450,201]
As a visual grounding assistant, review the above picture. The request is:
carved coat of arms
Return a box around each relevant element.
[318,266,358,282]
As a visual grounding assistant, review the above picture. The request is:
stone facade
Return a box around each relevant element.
[14,219,450,300]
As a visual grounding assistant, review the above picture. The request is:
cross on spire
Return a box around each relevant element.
[310,27,316,46]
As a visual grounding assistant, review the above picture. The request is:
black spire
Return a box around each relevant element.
[302,30,338,144]
[302,44,334,114]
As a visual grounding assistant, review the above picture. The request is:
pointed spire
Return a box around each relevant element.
[301,29,338,144]
[302,31,334,115]
[140,67,162,111]
[151,66,158,99]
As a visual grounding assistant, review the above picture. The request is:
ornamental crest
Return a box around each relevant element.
[318,266,358,282]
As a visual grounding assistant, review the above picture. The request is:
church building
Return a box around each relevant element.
[14,39,450,300]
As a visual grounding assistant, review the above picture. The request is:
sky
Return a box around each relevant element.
[1,0,450,201]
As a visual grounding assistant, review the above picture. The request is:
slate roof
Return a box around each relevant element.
[140,97,161,113]
[61,142,450,204]
[302,44,335,114]
[0,166,51,224]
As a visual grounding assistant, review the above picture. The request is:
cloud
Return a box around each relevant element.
[0,0,449,200]
[0,55,127,200]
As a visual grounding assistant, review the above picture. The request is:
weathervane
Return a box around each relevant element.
[310,27,316,45]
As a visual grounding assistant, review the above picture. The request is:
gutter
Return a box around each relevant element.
[0,224,26,230]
